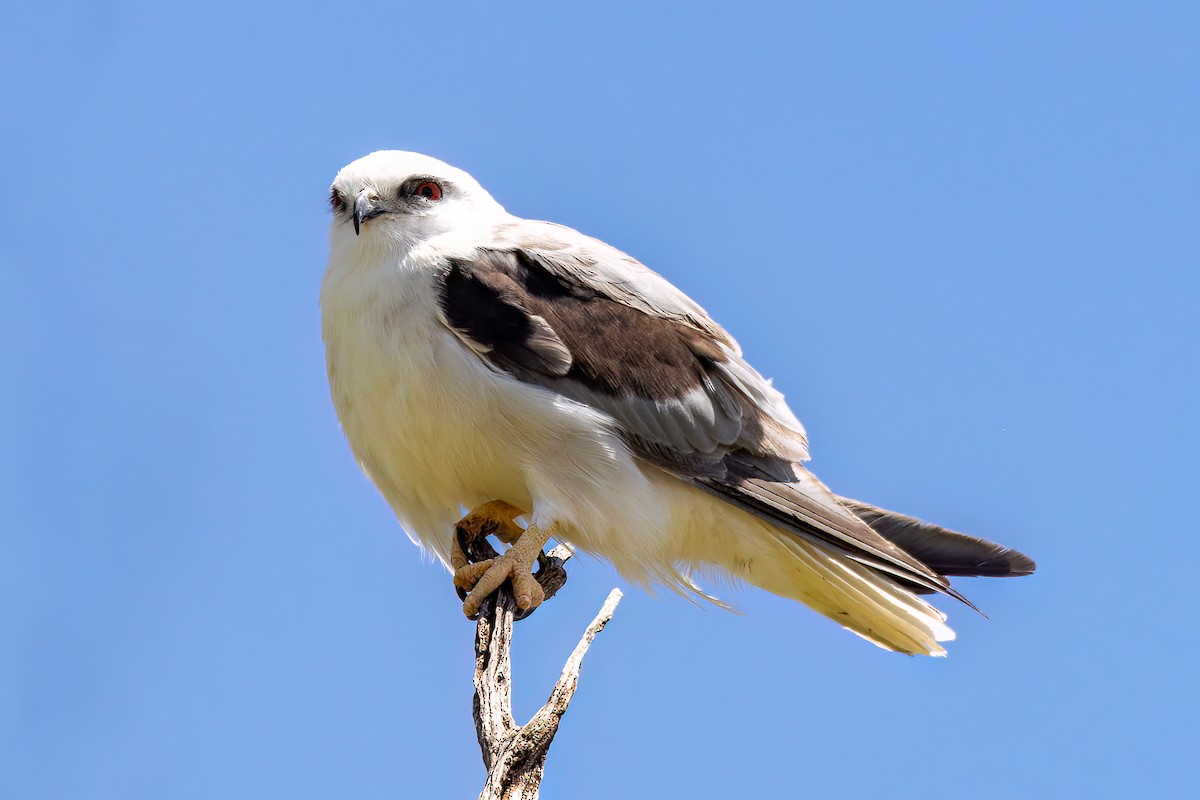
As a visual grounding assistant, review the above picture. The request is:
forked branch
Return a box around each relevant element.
[467,541,622,800]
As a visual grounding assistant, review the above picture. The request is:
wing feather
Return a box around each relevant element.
[434,223,979,603]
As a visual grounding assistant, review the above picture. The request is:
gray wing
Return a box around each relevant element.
[490,220,744,351]
[487,220,810,458]
[436,221,963,599]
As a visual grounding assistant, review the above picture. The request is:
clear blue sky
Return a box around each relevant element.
[3,2,1196,798]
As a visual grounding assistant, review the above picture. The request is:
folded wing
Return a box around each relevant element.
[436,220,1031,603]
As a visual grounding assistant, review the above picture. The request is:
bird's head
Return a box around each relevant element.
[328,151,505,247]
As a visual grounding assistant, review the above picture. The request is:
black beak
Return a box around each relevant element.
[352,191,383,235]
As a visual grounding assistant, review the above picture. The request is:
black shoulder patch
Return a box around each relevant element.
[441,249,725,399]
[440,258,572,376]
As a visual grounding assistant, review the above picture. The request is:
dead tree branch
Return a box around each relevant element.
[465,539,622,799]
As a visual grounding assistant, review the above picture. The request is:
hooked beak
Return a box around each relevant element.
[352,191,385,235]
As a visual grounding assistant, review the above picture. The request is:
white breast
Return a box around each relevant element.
[320,242,663,566]
[320,230,958,655]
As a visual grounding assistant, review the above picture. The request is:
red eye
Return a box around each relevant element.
[416,181,443,201]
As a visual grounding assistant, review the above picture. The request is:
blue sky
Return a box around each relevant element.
[3,2,1197,797]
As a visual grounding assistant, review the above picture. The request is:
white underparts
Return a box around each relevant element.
[322,203,954,656]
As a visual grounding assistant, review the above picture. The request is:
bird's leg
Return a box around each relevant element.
[462,522,555,618]
[451,500,526,575]
[453,501,557,619]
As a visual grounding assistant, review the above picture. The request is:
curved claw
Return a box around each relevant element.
[510,550,569,620]
[454,558,496,595]
[460,552,546,619]
[451,503,567,621]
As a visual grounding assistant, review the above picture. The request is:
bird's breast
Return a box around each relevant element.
[320,249,665,565]
[320,264,535,529]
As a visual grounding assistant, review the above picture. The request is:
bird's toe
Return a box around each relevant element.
[512,570,545,611]
[454,559,496,590]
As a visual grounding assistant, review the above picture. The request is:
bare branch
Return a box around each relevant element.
[472,587,623,799]
[454,508,622,798]
[472,592,516,764]
[525,588,622,735]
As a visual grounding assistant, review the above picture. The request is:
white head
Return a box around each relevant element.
[328,151,507,250]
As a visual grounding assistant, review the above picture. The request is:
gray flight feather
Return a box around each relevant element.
[435,218,1030,604]
[838,498,1037,583]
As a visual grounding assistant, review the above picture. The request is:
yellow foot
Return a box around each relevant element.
[456,544,545,618]
[450,500,525,573]
[452,501,555,619]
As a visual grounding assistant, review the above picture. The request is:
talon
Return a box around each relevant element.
[457,552,535,617]
[511,571,544,611]
[457,550,541,618]
[453,559,495,589]
[450,503,562,619]
[462,594,485,619]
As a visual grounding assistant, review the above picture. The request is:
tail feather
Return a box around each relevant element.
[838,497,1037,585]
[764,527,957,656]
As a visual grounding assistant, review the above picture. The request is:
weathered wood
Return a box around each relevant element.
[464,536,622,800]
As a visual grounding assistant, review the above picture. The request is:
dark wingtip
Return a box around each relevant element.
[1008,551,1036,575]
[950,543,1037,579]
[997,549,1037,577]
[837,496,1037,587]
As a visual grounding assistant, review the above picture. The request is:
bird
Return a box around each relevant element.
[320,150,1035,656]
